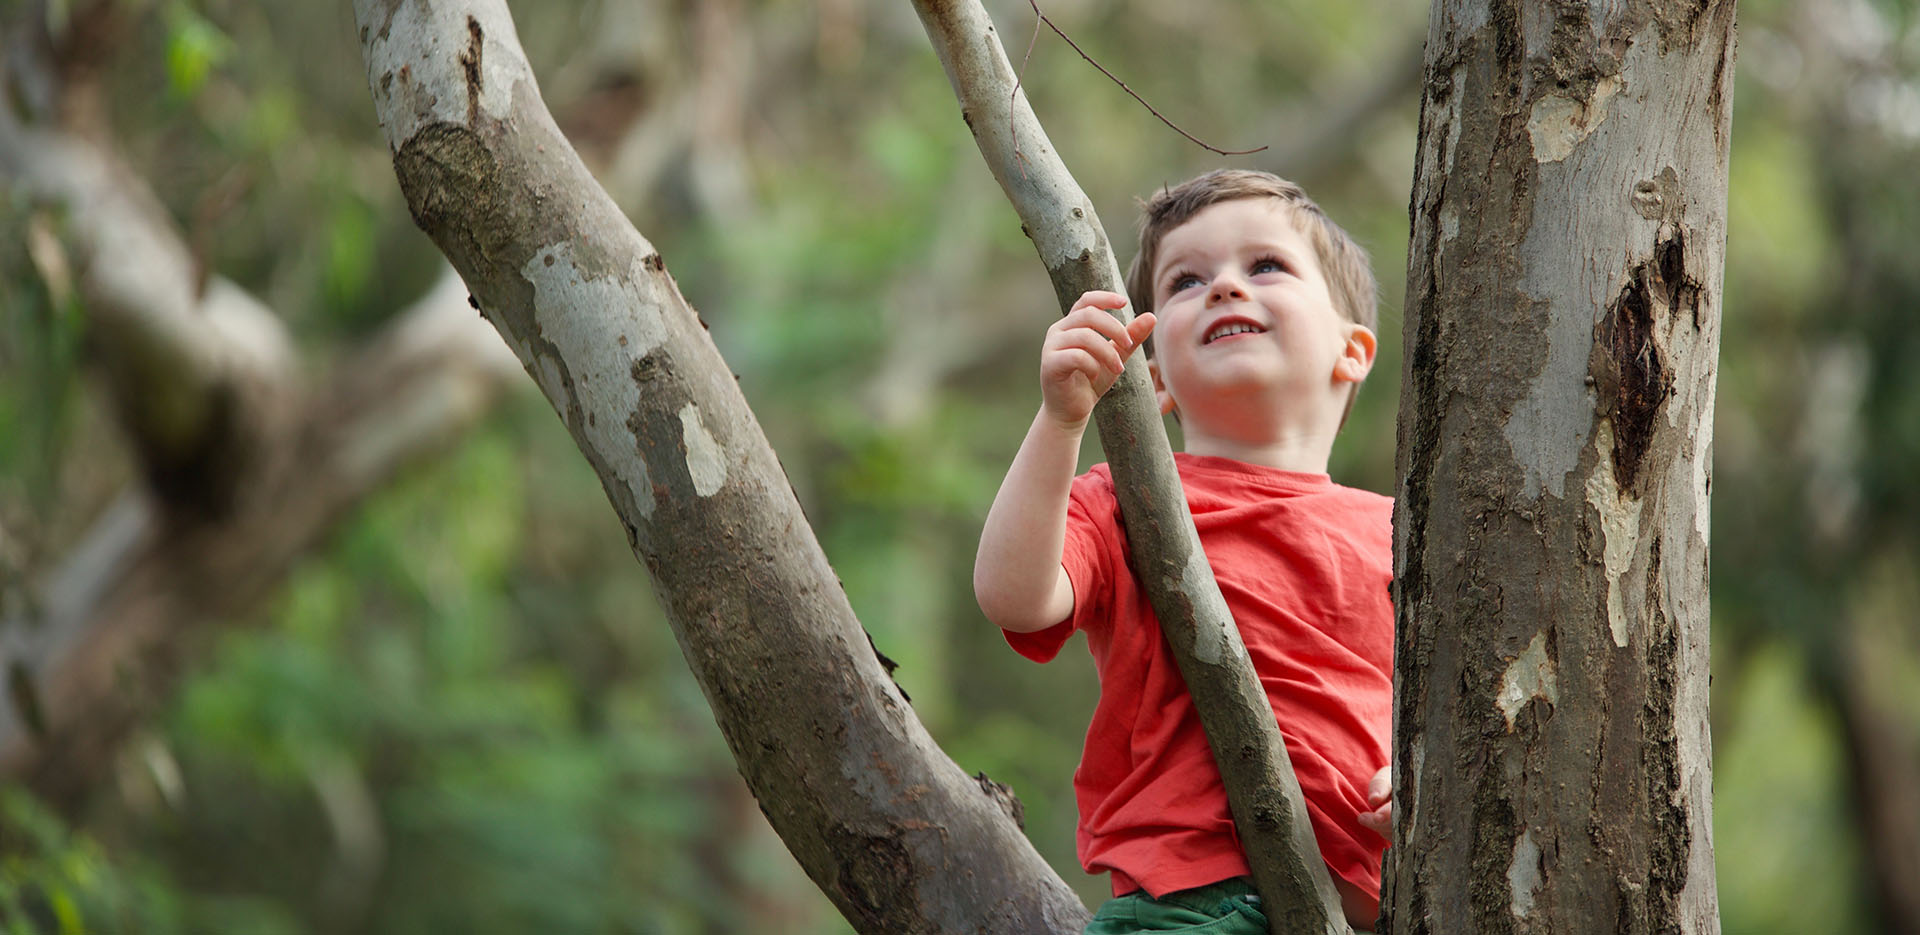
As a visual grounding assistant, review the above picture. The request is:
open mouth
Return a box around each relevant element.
[1203,322,1265,344]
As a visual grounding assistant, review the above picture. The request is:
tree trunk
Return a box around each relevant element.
[351,2,1085,931]
[1826,595,1920,935]
[1384,0,1731,932]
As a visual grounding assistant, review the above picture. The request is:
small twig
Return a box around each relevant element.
[1021,0,1267,157]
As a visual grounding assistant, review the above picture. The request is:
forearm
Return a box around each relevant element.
[973,408,1083,632]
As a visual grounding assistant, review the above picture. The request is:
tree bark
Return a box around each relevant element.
[351,2,1086,931]
[909,3,1350,933]
[1384,0,1730,932]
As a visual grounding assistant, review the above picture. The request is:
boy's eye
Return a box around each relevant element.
[1169,274,1203,294]
[1251,257,1286,275]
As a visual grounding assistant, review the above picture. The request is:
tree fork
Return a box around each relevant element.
[1384,0,1730,931]
[911,2,1352,933]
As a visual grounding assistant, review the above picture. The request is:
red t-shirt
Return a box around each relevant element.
[1005,453,1393,900]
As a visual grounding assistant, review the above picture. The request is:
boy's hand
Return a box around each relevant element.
[1358,766,1392,839]
[1040,291,1155,430]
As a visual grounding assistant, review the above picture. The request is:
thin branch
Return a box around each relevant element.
[1023,0,1267,157]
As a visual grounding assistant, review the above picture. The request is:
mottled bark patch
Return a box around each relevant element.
[370,0,404,44]
[1469,788,1520,935]
[459,16,483,126]
[393,122,502,266]
[1648,0,1723,52]
[828,826,916,929]
[973,772,1025,830]
[677,404,727,496]
[1526,75,1621,162]
[1594,227,1698,494]
[1641,601,1689,935]
[1497,630,1558,730]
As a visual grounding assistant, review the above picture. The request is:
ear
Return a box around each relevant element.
[1148,358,1178,415]
[1333,324,1377,385]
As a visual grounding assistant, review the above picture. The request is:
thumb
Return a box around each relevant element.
[1367,767,1391,806]
[1126,312,1157,345]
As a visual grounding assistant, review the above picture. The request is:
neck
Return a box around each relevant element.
[1174,389,1344,472]
[1181,429,1336,474]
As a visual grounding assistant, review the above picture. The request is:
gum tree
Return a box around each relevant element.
[1382,0,1730,931]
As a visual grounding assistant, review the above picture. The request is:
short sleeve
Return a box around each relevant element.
[1003,469,1119,663]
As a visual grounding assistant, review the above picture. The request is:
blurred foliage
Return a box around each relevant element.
[2,0,1918,932]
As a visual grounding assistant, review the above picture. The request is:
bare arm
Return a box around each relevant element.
[973,292,1153,633]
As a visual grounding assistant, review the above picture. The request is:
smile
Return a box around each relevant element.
[1203,322,1266,344]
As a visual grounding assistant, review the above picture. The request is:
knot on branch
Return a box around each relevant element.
[975,770,1026,830]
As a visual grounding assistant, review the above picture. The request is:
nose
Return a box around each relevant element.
[1206,273,1247,307]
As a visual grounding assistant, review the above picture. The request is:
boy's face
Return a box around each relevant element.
[1146,198,1373,443]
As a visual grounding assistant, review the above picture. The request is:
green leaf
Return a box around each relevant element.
[164,4,235,99]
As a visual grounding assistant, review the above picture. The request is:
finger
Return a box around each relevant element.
[1050,328,1127,374]
[1367,767,1392,806]
[1054,305,1135,347]
[1052,318,1136,370]
[1357,804,1391,838]
[1043,348,1109,391]
[1069,290,1129,313]
[1115,313,1156,359]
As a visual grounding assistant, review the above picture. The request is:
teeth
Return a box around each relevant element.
[1205,323,1262,344]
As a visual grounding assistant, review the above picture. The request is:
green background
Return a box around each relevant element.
[3,0,1917,931]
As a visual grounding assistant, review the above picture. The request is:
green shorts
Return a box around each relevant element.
[1083,878,1266,934]
[1082,878,1374,935]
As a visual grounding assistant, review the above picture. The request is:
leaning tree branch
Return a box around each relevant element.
[2,17,534,797]
[908,2,1350,933]
[0,91,299,518]
[351,1,1084,931]
[0,266,528,803]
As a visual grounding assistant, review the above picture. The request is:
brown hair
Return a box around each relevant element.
[1124,169,1377,336]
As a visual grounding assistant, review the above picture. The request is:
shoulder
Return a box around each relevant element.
[1323,484,1394,560]
[1065,463,1123,538]
[1078,461,1116,489]
[1334,487,1392,532]
[1069,462,1119,507]
[1330,483,1393,518]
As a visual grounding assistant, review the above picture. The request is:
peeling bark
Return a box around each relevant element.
[352,1,1085,931]
[1383,0,1730,932]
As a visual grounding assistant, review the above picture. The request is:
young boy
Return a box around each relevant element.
[973,169,1393,933]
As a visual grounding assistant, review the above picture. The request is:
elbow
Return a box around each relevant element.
[973,569,1027,633]
[973,568,1013,630]
[967,552,1075,633]
[973,568,1064,634]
